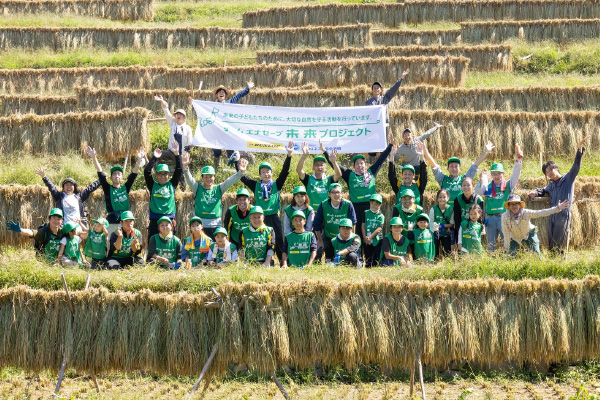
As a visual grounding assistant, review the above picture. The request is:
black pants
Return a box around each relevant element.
[323,236,334,261]
[212,149,235,158]
[148,218,177,241]
[434,229,454,259]
[342,252,360,267]
[264,214,284,266]
[203,227,217,241]
[106,255,144,269]
[90,258,105,269]
[352,201,370,254]
[363,242,382,268]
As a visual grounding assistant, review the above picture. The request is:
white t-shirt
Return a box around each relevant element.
[62,194,80,224]
[60,236,82,246]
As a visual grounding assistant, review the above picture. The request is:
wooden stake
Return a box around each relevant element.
[410,367,415,397]
[270,369,291,400]
[84,274,91,291]
[55,274,74,395]
[123,148,130,172]
[61,273,74,315]
[417,352,426,400]
[190,81,194,99]
[189,344,218,396]
[198,81,203,91]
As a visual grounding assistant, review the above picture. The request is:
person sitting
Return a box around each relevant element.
[331,218,362,268]
[58,222,85,267]
[82,217,108,269]
[181,217,212,268]
[7,208,64,264]
[206,227,238,267]
[147,216,182,269]
[106,211,143,269]
[223,188,253,248]
[380,217,411,266]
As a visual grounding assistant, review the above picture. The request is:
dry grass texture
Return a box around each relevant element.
[0,188,598,249]
[0,25,371,51]
[0,57,469,95]
[0,94,77,116]
[372,29,461,47]
[257,45,512,72]
[461,18,600,43]
[0,108,148,160]
[390,109,600,158]
[242,1,600,28]
[3,276,600,375]
[0,0,153,21]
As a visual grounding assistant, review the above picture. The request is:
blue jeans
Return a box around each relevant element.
[485,214,503,251]
[509,229,541,259]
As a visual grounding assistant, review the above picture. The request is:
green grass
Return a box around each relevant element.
[466,71,600,88]
[511,39,600,75]
[1,246,599,294]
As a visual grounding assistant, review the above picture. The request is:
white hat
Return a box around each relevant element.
[174,109,186,117]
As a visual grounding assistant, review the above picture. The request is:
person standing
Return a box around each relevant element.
[296,142,341,209]
[155,95,194,163]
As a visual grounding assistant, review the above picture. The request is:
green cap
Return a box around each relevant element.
[49,208,63,218]
[352,154,366,163]
[370,193,383,203]
[214,227,228,236]
[157,216,173,226]
[202,165,216,175]
[491,163,505,173]
[236,188,250,198]
[62,222,79,234]
[417,213,430,222]
[328,183,342,192]
[313,155,327,164]
[258,162,272,172]
[390,217,404,226]
[338,218,353,228]
[249,206,264,215]
[447,157,461,166]
[400,189,416,198]
[401,164,415,174]
[110,166,124,175]
[291,210,306,220]
[156,164,170,173]
[189,216,203,226]
[92,218,109,229]
[293,185,307,195]
[120,211,135,221]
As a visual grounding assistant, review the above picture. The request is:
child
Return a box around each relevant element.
[389,143,428,206]
[429,189,454,258]
[296,141,342,209]
[147,216,182,269]
[223,188,252,248]
[58,222,84,267]
[106,211,143,269]
[282,210,317,269]
[7,208,64,263]
[207,227,238,267]
[155,95,194,162]
[408,214,435,261]
[392,189,423,231]
[239,206,276,267]
[181,217,212,268]
[83,218,108,269]
[362,193,385,268]
[331,218,362,268]
[379,217,411,266]
[237,141,294,266]
[283,186,315,236]
[502,194,569,259]
[458,205,485,255]
[453,177,485,246]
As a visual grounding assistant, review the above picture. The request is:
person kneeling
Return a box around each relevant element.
[239,206,275,267]
[331,218,362,267]
[380,217,412,266]
[106,211,143,269]
[207,227,238,267]
[58,222,85,267]
[282,210,317,269]
[182,217,212,268]
[148,216,182,269]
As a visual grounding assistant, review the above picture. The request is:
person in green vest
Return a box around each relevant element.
[87,146,144,236]
[475,144,524,251]
[58,221,84,267]
[182,152,248,239]
[223,188,253,248]
[282,210,317,269]
[392,189,423,232]
[147,216,182,269]
[239,206,276,266]
[237,141,294,266]
[452,177,486,245]
[457,204,485,255]
[7,208,64,263]
[388,144,428,206]
[106,211,144,269]
[325,132,394,248]
[406,214,435,261]
[144,143,183,240]
[428,189,455,258]
[296,141,342,209]
[313,183,357,262]
[379,217,411,266]
[181,216,212,268]
[362,193,385,268]
[207,227,238,266]
[283,186,315,236]
[83,217,108,269]
[422,141,494,202]
[331,218,362,267]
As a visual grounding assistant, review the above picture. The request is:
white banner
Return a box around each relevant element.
[192,101,387,153]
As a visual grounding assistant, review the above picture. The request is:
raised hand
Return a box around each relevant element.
[6,220,21,233]
[36,167,46,178]
[319,139,326,153]
[515,143,524,162]
[181,152,190,169]
[301,142,310,156]
[247,81,255,89]
[154,95,167,108]
[388,132,395,146]
[415,140,424,155]
[484,141,495,153]
[153,148,162,159]
[170,141,180,156]
[86,146,96,158]
[402,69,410,78]
[238,158,248,174]
[286,141,294,156]
[188,96,193,105]
[136,147,146,165]
[558,200,570,210]
[578,135,591,151]
[330,149,339,162]
[434,122,443,129]
[390,144,398,158]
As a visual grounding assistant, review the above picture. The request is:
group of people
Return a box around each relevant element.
[5,75,591,269]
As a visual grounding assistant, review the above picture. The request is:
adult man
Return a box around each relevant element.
[223,188,253,247]
[296,142,342,209]
[7,208,64,263]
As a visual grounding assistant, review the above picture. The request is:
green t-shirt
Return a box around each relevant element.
[349,171,376,203]
[209,242,237,264]
[83,230,107,260]
[112,228,142,259]
[153,234,182,263]
[150,181,176,215]
[485,183,512,215]
[460,220,483,254]
[394,204,424,232]
[412,228,435,261]
[254,181,280,216]
[306,175,333,209]
[228,205,251,244]
[396,183,420,206]
[285,231,314,268]
[241,226,272,263]
[379,233,410,265]
[36,226,62,263]
[442,174,465,202]
[432,204,454,237]
[109,185,130,213]
[63,236,82,265]
[321,199,351,239]
[195,184,223,219]
[364,209,384,246]
[331,233,361,262]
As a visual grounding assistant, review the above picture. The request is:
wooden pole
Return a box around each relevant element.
[417,352,426,400]
[189,344,218,396]
[61,274,74,314]
[270,369,291,400]
[55,274,74,395]
[123,148,130,172]
[84,274,91,291]
[190,81,194,100]
[409,367,415,397]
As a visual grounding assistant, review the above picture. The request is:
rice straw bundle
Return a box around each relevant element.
[0,94,77,116]
[372,29,461,46]
[0,0,153,20]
